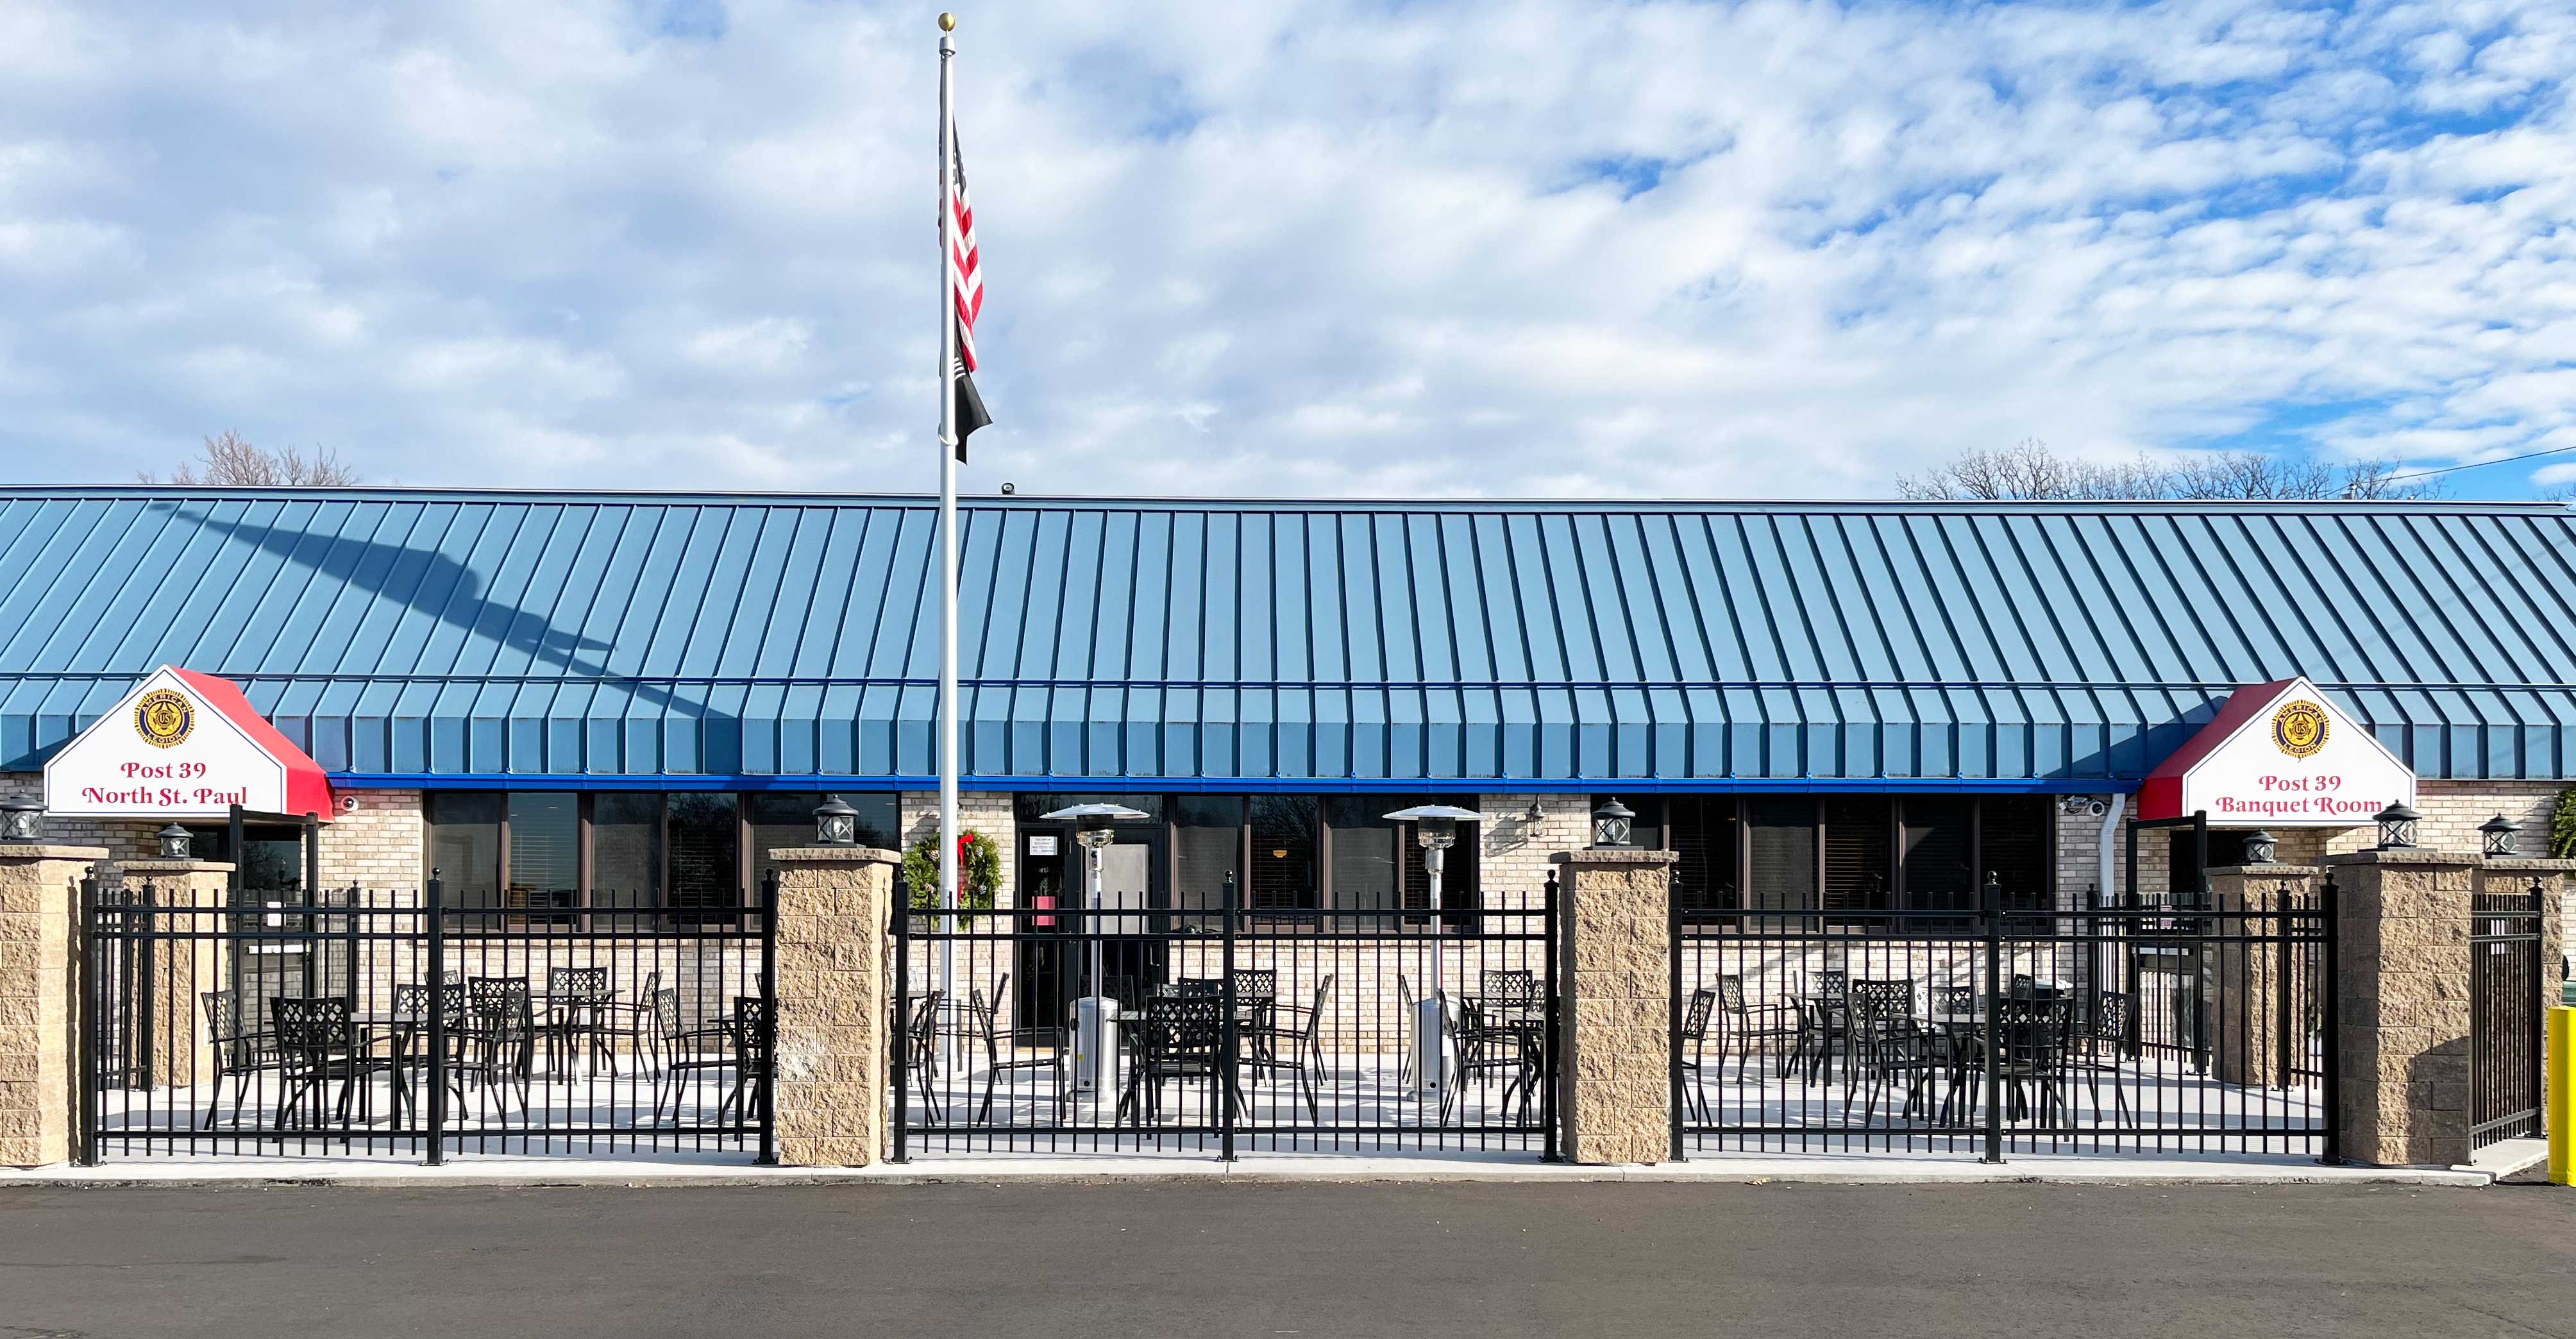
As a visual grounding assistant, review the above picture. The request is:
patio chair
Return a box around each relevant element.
[1842,978,1918,1092]
[649,987,742,1125]
[1991,997,2075,1124]
[1249,974,1334,1120]
[723,996,770,1125]
[2069,990,2132,1119]
[893,990,946,1125]
[1116,995,1230,1126]
[1715,975,1799,1076]
[269,996,398,1129]
[390,982,469,1115]
[1440,995,1540,1126]
[460,977,535,1113]
[198,991,280,1129]
[541,966,617,1080]
[1231,970,1279,1065]
[1676,988,1716,1123]
[972,973,1068,1125]
[1395,974,1416,1088]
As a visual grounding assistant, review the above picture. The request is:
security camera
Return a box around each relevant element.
[1000,482,1016,495]
[2059,796,2108,817]
[339,795,360,814]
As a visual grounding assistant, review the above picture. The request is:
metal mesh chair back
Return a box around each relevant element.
[394,982,466,1027]
[1230,969,1277,1004]
[1139,996,1223,1063]
[269,996,352,1057]
[1681,988,1716,1042]
[2089,991,2131,1042]
[1814,970,1848,1001]
[549,966,610,1002]
[201,991,255,1070]
[1930,984,1977,1015]
[1850,979,1915,1022]
[1483,970,1539,1007]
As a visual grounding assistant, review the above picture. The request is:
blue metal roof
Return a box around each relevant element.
[2,487,2572,788]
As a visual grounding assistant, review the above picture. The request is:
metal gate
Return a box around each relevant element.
[81,867,774,1163]
[2469,879,2544,1152]
[897,874,1559,1158]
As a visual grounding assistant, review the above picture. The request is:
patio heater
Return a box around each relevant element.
[1040,803,1149,1097]
[1385,804,1486,1097]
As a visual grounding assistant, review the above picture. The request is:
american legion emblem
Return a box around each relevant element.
[2271,699,2328,759]
[133,688,195,749]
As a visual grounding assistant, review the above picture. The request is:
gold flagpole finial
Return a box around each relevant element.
[938,12,956,31]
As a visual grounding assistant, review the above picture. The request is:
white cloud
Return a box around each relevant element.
[1,0,2573,499]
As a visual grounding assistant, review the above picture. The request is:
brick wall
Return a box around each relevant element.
[1477,793,1590,910]
[316,788,423,890]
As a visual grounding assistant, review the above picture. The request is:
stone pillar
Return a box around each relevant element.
[115,860,235,1091]
[0,845,107,1168]
[766,845,898,1167]
[1551,848,1676,1166]
[2207,863,2316,1089]
[2325,848,2479,1168]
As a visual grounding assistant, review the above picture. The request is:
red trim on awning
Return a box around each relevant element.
[171,668,335,821]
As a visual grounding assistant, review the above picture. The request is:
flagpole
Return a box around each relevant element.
[935,13,961,1072]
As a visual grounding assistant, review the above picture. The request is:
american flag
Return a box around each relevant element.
[947,124,991,459]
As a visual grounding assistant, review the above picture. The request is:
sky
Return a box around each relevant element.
[3,0,2574,500]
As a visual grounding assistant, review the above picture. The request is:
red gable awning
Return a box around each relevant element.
[42,665,335,820]
[2137,677,2412,827]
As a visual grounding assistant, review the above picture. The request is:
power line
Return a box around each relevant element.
[2385,443,2576,482]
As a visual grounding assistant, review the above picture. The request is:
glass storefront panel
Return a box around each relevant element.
[1248,795,1320,911]
[1324,796,1400,912]
[1172,795,1243,914]
[426,791,503,909]
[1744,796,1818,911]
[505,791,579,912]
[591,791,661,909]
[666,792,740,909]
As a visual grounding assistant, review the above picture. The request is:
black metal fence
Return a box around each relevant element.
[2470,879,2544,1152]
[1671,876,2335,1160]
[81,868,774,1163]
[895,875,1558,1158]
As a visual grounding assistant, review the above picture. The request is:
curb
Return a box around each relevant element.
[0,1159,2495,1191]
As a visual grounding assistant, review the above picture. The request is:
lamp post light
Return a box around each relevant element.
[0,800,40,844]
[1385,804,1486,1097]
[1592,797,1635,848]
[2481,813,2523,859]
[2242,829,2278,865]
[157,823,193,861]
[2375,802,2420,851]
[1040,802,1150,1097]
[812,795,859,846]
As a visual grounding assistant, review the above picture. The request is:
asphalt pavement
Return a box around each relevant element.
[2,1179,2570,1338]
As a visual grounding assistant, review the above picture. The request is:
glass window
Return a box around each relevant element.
[1014,793,1164,823]
[1324,796,1401,913]
[1399,795,1481,929]
[1823,795,1892,911]
[666,792,740,912]
[1744,796,1818,912]
[592,792,662,909]
[1249,795,1319,911]
[1899,795,1975,914]
[1667,796,1738,910]
[1173,795,1243,914]
[427,792,502,909]
[745,791,825,902]
[1982,796,2053,912]
[505,792,579,913]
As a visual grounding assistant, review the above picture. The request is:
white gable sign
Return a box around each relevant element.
[42,666,335,820]
[2136,677,2415,827]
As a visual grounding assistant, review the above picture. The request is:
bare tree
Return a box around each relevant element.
[1896,439,2442,501]
[141,431,359,487]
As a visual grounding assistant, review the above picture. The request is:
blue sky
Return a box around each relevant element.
[3,0,2573,498]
